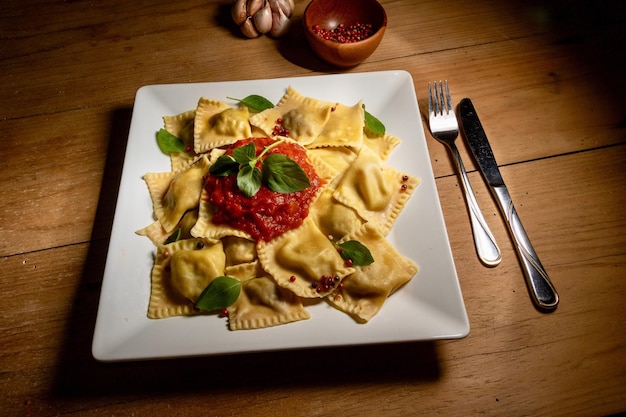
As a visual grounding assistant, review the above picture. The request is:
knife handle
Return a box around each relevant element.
[492,186,559,310]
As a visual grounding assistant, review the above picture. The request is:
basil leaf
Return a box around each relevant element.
[156,128,185,154]
[237,165,262,197]
[337,240,374,266]
[163,228,181,245]
[195,276,242,311]
[209,155,239,176]
[232,142,256,165]
[262,153,310,194]
[228,95,274,112]
[363,106,386,136]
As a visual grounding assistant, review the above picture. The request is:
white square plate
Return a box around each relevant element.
[92,70,469,361]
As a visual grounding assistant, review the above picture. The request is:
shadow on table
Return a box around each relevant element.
[273,15,343,73]
[55,338,441,399]
[50,106,443,401]
[54,334,441,400]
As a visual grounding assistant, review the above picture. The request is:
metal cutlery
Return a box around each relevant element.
[459,97,559,310]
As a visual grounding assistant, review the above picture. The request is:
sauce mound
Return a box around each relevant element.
[206,137,321,241]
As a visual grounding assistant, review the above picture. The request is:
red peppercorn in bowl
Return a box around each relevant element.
[303,0,387,68]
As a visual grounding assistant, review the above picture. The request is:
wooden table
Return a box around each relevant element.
[2,0,625,415]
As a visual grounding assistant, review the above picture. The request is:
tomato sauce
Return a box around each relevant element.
[206,137,321,241]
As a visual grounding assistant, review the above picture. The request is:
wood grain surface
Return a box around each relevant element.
[1,0,625,415]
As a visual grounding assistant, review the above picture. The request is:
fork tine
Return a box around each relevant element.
[428,82,434,116]
[438,80,445,115]
[444,80,453,113]
[434,81,441,116]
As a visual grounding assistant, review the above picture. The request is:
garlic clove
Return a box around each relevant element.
[246,0,264,17]
[269,4,290,37]
[271,0,294,18]
[231,0,248,25]
[240,17,261,38]
[253,1,273,34]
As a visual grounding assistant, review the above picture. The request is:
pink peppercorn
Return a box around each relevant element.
[312,22,374,43]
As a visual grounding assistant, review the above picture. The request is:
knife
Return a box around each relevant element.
[458,98,559,311]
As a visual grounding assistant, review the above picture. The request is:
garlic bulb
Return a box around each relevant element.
[231,0,293,38]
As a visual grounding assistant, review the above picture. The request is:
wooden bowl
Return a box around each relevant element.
[303,0,387,68]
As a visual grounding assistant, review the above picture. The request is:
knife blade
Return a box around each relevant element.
[459,98,559,310]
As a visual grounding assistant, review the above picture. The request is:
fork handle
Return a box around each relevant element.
[449,144,502,266]
[492,186,559,310]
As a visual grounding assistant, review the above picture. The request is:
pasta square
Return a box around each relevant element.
[136,210,198,246]
[222,236,258,267]
[362,132,401,161]
[306,146,357,187]
[257,217,355,298]
[163,109,196,171]
[249,86,332,146]
[148,238,225,319]
[309,188,364,241]
[194,98,252,153]
[327,223,418,323]
[225,262,310,330]
[144,156,210,233]
[333,146,420,236]
[308,100,364,149]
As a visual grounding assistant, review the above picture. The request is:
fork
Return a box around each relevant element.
[428,80,501,266]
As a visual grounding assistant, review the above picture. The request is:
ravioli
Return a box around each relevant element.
[222,236,257,266]
[136,210,199,246]
[306,146,357,188]
[309,188,364,241]
[163,109,196,171]
[333,146,420,236]
[327,223,418,323]
[309,100,364,149]
[194,98,252,153]
[362,132,401,161]
[144,156,210,233]
[257,217,355,298]
[249,86,332,146]
[225,262,310,330]
[148,238,224,318]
